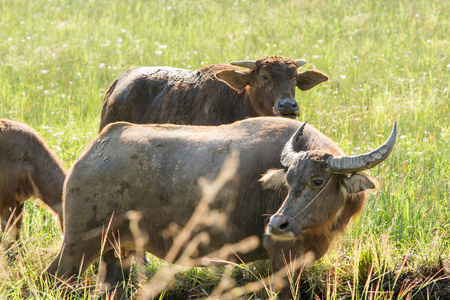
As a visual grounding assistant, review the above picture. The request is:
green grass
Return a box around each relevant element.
[1,0,449,298]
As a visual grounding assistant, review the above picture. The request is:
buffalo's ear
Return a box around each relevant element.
[259,169,287,190]
[341,174,378,195]
[297,70,329,91]
[215,70,251,92]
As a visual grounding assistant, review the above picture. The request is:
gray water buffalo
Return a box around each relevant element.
[43,117,396,298]
[98,56,329,131]
[0,119,64,245]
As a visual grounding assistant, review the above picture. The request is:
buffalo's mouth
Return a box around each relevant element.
[265,225,296,238]
[273,107,300,119]
[265,222,299,240]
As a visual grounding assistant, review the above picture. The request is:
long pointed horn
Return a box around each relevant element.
[327,121,398,174]
[230,60,257,70]
[294,59,307,68]
[281,121,308,167]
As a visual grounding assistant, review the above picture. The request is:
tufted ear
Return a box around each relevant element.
[297,70,329,91]
[341,174,378,195]
[215,70,251,92]
[259,169,287,190]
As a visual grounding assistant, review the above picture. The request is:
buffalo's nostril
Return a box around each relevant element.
[268,214,293,235]
[276,99,298,111]
[277,102,285,109]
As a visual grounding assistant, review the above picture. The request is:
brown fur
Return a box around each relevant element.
[0,119,65,243]
[98,56,328,132]
[43,117,387,299]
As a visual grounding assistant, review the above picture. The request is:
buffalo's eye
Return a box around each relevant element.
[261,75,269,81]
[311,178,324,187]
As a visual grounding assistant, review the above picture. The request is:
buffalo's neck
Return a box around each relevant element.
[223,90,261,122]
[32,156,66,219]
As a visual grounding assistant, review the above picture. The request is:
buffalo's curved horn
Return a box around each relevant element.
[230,60,257,70]
[294,59,307,68]
[281,121,308,167]
[327,121,398,174]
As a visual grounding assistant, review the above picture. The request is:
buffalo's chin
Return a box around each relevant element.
[274,113,299,119]
[284,114,299,119]
[272,108,299,119]
[265,227,297,240]
[267,233,296,241]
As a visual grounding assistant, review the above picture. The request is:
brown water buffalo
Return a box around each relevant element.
[0,119,64,245]
[98,56,329,131]
[43,117,396,298]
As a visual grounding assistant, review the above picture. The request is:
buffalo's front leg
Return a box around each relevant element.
[99,249,135,299]
[1,195,24,249]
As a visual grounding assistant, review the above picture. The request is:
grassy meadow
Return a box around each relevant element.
[1,0,449,298]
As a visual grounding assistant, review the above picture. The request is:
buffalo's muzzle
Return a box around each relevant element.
[266,214,294,237]
[273,98,300,118]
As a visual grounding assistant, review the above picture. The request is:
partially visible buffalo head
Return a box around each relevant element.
[215,56,329,118]
[262,121,397,269]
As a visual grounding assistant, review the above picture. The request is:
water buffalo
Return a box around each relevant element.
[98,56,329,131]
[0,119,65,245]
[43,117,396,298]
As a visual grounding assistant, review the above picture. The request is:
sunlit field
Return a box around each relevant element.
[1,0,449,298]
